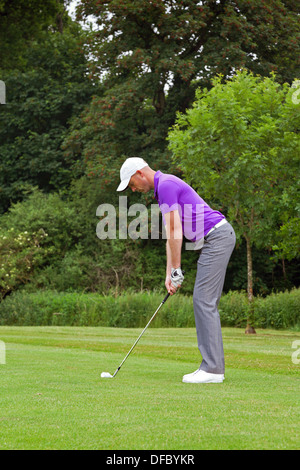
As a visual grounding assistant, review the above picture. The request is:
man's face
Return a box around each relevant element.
[128,171,151,193]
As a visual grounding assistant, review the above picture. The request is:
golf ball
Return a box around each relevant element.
[101,372,112,378]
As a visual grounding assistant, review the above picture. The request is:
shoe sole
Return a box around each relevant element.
[182,377,225,384]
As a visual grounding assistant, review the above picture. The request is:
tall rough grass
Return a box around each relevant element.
[0,289,299,330]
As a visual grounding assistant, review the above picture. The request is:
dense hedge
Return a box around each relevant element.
[0,289,299,330]
[218,289,300,329]
[0,290,192,328]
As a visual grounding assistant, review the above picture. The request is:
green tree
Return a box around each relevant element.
[67,0,300,186]
[0,227,51,300]
[63,77,171,188]
[78,0,300,94]
[0,0,70,70]
[0,29,97,212]
[168,70,300,332]
[271,80,300,262]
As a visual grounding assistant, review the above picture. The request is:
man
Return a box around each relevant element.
[117,157,236,383]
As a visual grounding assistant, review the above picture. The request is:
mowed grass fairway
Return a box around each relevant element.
[0,326,299,450]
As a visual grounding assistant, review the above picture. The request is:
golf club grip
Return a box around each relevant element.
[164,269,185,302]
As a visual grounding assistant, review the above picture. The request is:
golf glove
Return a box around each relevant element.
[171,267,184,288]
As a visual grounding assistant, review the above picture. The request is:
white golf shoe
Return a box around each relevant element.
[182,369,224,384]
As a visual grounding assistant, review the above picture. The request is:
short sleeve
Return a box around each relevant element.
[158,180,181,215]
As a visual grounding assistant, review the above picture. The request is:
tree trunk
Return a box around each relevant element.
[153,88,165,116]
[245,236,256,334]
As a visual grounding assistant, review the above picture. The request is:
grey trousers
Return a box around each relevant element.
[193,222,236,374]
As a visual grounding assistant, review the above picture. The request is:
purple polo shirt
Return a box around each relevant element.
[154,171,224,242]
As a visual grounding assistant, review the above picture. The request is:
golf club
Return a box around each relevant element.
[101,291,171,379]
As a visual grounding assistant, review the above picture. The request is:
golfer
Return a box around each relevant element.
[117,158,236,383]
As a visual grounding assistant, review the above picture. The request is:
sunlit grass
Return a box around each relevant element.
[0,326,299,449]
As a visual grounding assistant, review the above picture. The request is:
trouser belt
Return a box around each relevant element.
[205,219,227,238]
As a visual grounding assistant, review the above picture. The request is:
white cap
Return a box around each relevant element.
[117,157,148,191]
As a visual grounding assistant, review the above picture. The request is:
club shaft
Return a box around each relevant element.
[113,293,170,377]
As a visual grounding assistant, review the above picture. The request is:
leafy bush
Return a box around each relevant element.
[219,289,300,329]
[0,289,299,330]
[218,291,250,327]
[1,189,82,254]
[0,189,87,295]
[253,289,300,329]
[0,228,51,299]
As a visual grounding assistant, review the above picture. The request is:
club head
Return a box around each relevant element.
[101,372,113,378]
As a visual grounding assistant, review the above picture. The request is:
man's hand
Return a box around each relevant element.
[165,275,177,295]
[166,268,185,295]
[171,267,185,289]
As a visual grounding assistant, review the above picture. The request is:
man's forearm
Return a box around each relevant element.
[165,210,183,294]
[165,210,183,273]
[166,238,182,272]
[166,241,172,277]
